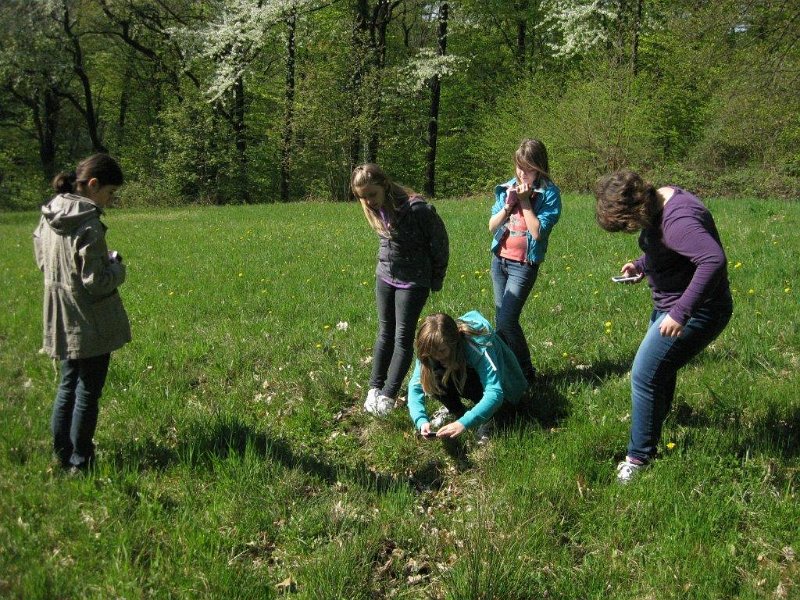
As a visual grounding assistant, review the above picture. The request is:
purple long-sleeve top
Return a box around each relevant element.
[633,187,731,325]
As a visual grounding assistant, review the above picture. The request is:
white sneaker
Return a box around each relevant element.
[362,388,379,413]
[475,421,492,445]
[365,393,395,416]
[616,458,645,484]
[429,406,450,428]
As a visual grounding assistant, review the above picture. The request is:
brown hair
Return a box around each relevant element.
[515,138,551,185]
[351,163,410,237]
[415,313,490,397]
[51,154,124,195]
[594,169,660,233]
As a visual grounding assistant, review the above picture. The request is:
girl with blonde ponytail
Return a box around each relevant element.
[408,311,527,442]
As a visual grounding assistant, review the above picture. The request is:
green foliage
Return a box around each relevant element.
[1,196,798,597]
[0,1,798,206]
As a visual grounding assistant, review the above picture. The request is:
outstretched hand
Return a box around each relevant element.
[436,421,466,438]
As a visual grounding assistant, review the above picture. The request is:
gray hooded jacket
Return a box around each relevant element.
[33,193,131,360]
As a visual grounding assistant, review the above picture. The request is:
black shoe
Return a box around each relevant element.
[524,365,538,386]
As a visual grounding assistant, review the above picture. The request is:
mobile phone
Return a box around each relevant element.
[611,274,641,283]
[422,430,438,438]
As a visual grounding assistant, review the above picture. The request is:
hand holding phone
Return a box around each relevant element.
[611,274,642,283]
[422,430,438,439]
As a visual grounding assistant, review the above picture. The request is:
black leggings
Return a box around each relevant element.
[370,279,430,398]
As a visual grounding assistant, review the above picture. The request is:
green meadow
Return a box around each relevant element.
[1,196,798,599]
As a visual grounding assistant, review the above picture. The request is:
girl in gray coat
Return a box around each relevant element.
[33,154,131,472]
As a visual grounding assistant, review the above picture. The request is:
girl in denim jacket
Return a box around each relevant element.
[488,139,561,384]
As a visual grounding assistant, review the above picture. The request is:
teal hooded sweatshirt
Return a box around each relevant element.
[407,310,527,430]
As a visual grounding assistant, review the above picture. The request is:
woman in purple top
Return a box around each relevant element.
[595,170,733,483]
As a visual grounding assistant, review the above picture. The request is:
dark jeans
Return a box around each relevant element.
[51,353,111,468]
[627,298,733,462]
[370,279,430,399]
[490,255,540,375]
[433,364,484,418]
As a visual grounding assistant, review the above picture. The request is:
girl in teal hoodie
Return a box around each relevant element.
[407,311,527,440]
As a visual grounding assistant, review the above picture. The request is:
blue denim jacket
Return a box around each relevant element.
[490,177,562,264]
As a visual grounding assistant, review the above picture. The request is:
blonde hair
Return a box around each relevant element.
[514,138,551,186]
[415,313,489,397]
[351,163,410,237]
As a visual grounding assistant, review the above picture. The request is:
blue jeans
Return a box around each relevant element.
[51,353,111,468]
[628,298,733,462]
[490,255,540,376]
[371,279,430,399]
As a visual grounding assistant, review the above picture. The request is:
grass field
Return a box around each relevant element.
[1,194,798,599]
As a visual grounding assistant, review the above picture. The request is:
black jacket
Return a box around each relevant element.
[375,195,449,291]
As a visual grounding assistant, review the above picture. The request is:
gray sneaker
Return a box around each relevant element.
[429,406,450,428]
[367,394,395,417]
[616,458,645,484]
[362,388,379,413]
[475,421,492,445]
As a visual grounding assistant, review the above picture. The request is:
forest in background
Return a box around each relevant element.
[1,0,798,210]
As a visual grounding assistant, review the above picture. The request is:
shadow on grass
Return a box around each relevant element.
[672,393,800,459]
[108,415,408,494]
[507,359,631,430]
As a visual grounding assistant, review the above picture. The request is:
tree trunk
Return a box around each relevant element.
[632,0,643,75]
[366,1,392,163]
[117,47,134,146]
[232,74,249,203]
[515,0,528,67]
[61,0,106,153]
[280,7,297,203]
[41,87,59,180]
[348,0,370,174]
[424,2,448,197]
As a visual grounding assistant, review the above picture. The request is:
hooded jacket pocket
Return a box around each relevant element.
[91,292,129,340]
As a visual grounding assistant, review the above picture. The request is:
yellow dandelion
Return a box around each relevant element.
[238,272,243,277]
[785,288,791,293]
[666,442,676,450]
[562,352,569,358]
[604,321,612,328]
[566,266,572,271]
[168,291,174,296]
[315,343,322,348]
[324,325,331,330]
[748,289,755,295]
[734,262,742,269]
